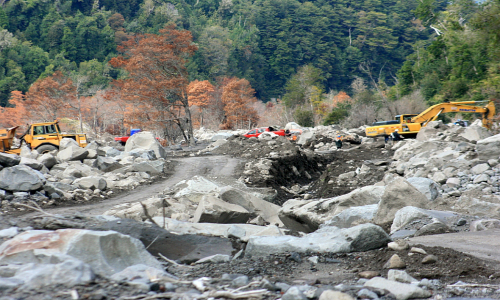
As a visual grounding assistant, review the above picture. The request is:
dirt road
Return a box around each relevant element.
[23,155,242,217]
[409,229,500,265]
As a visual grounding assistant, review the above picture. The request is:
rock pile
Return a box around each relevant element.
[0,135,168,211]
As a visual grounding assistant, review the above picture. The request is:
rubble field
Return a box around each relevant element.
[2,123,500,299]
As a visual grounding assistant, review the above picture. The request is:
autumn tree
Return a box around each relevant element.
[221,78,259,129]
[26,71,76,122]
[0,91,29,127]
[110,24,197,145]
[188,80,214,127]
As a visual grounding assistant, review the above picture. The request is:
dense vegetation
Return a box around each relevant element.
[0,0,433,107]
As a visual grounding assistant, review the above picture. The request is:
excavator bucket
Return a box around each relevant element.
[482,101,496,129]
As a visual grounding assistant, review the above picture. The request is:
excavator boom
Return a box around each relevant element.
[365,100,496,137]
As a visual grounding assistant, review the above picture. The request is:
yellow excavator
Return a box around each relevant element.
[365,100,496,137]
[0,121,88,155]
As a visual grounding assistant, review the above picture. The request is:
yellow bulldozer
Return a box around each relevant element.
[365,100,496,138]
[0,121,88,155]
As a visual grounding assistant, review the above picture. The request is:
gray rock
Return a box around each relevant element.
[231,275,249,287]
[321,204,378,228]
[391,206,458,234]
[0,152,21,167]
[195,254,231,264]
[388,270,418,283]
[470,219,500,231]
[422,255,438,264]
[364,277,431,300]
[94,156,122,172]
[476,134,500,160]
[0,229,163,277]
[98,146,122,157]
[282,286,307,300]
[357,289,378,300]
[118,161,165,175]
[460,125,492,142]
[407,177,440,201]
[73,176,107,190]
[383,254,406,269]
[297,131,315,146]
[414,221,450,237]
[471,163,490,175]
[219,186,283,226]
[0,165,46,191]
[127,148,157,160]
[57,147,88,162]
[0,277,24,290]
[473,174,490,184]
[319,290,355,300]
[86,149,97,159]
[193,195,253,224]
[110,264,172,282]
[446,177,461,188]
[0,227,18,238]
[59,138,80,150]
[37,153,57,169]
[125,131,166,159]
[14,259,95,288]
[374,178,429,227]
[246,223,390,256]
[279,186,385,233]
[20,157,44,171]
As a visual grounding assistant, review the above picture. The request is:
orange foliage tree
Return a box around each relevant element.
[0,91,30,128]
[109,24,197,145]
[25,71,76,122]
[221,78,259,129]
[188,80,214,128]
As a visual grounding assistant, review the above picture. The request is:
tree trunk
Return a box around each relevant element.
[183,96,195,145]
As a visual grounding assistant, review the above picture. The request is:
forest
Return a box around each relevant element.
[0,0,499,142]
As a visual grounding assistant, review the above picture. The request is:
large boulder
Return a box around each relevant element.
[0,229,163,277]
[174,176,220,202]
[73,176,107,190]
[297,131,314,145]
[390,206,458,234]
[8,259,95,289]
[406,177,440,201]
[0,152,21,167]
[125,131,167,159]
[279,186,385,233]
[219,187,283,226]
[193,195,253,224]
[460,125,492,142]
[374,177,429,227]
[0,165,46,191]
[94,156,122,172]
[151,217,284,241]
[364,277,431,300]
[37,153,57,169]
[246,223,390,256]
[57,146,89,162]
[59,138,80,151]
[321,204,378,228]
[97,146,121,157]
[476,134,500,160]
[20,157,44,171]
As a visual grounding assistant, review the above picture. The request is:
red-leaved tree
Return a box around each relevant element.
[109,24,197,145]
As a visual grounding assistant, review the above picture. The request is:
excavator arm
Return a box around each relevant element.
[411,101,496,129]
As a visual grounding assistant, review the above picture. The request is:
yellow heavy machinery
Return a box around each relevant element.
[365,101,496,137]
[0,121,88,155]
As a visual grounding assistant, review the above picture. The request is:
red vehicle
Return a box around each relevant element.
[114,129,141,145]
[243,127,287,138]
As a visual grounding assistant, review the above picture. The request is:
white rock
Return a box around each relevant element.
[364,277,431,300]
